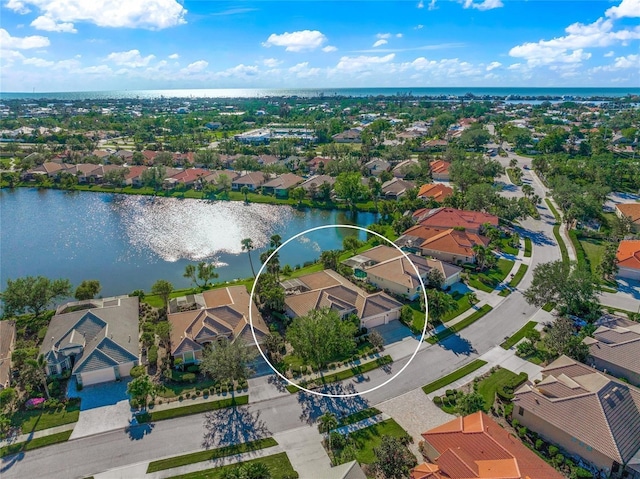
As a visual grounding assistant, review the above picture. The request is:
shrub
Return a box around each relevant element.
[554,454,564,466]
[511,419,520,428]
[535,439,544,450]
[572,467,593,479]
[178,395,184,401]
[433,396,443,405]
[185,392,191,399]
[330,431,346,450]
[181,373,196,383]
[147,346,158,366]
[445,389,455,397]
[130,365,145,378]
[25,397,46,409]
[186,365,199,373]
[548,445,559,457]
[518,426,527,438]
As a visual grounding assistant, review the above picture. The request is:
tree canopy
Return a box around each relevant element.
[74,279,101,301]
[1,275,72,318]
[200,339,256,386]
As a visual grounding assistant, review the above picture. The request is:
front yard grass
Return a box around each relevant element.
[346,419,409,466]
[477,368,519,410]
[425,305,493,344]
[137,395,249,422]
[422,359,488,394]
[498,264,529,296]
[410,293,473,334]
[336,408,382,428]
[166,452,297,479]
[524,237,532,257]
[467,259,514,293]
[11,400,81,433]
[500,321,538,350]
[146,437,278,473]
[0,430,73,458]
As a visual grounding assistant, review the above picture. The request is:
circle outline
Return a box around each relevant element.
[249,224,429,398]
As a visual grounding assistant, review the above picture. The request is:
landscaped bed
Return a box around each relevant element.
[166,452,298,479]
[467,259,514,293]
[146,437,278,473]
[425,305,493,344]
[10,399,80,433]
[334,419,411,466]
[498,263,529,296]
[501,321,538,350]
[137,395,249,422]
[422,359,488,394]
[524,237,532,257]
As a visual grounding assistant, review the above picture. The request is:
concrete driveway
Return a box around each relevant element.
[68,378,134,439]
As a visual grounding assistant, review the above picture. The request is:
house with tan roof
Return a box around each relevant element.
[203,169,239,186]
[23,161,69,180]
[617,240,640,280]
[583,322,640,387]
[231,171,267,191]
[418,183,454,203]
[0,320,16,390]
[429,160,451,181]
[396,225,490,265]
[168,286,269,365]
[413,208,498,234]
[392,159,420,179]
[40,296,139,387]
[299,174,336,196]
[412,411,564,479]
[381,178,416,199]
[281,270,403,329]
[165,168,210,189]
[512,355,640,478]
[261,173,304,197]
[364,158,391,177]
[615,204,640,231]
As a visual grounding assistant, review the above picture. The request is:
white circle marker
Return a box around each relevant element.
[249,224,429,398]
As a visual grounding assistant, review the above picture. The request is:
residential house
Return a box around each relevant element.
[40,296,139,387]
[281,270,403,329]
[616,240,640,281]
[615,204,640,232]
[0,320,16,390]
[203,169,239,186]
[299,175,336,198]
[165,168,210,189]
[413,207,498,234]
[512,355,640,478]
[412,411,564,479]
[364,158,391,177]
[429,160,451,181]
[168,286,269,365]
[65,163,103,183]
[22,161,68,180]
[333,128,362,143]
[124,165,148,187]
[584,322,640,386]
[231,171,267,191]
[172,152,195,167]
[257,154,279,166]
[113,150,134,164]
[261,173,304,198]
[86,164,126,184]
[420,139,449,152]
[392,159,420,179]
[381,178,416,199]
[307,157,333,175]
[396,224,490,264]
[141,150,158,165]
[417,183,454,203]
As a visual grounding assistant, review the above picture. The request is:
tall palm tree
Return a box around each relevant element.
[241,186,250,203]
[318,411,338,462]
[241,238,256,278]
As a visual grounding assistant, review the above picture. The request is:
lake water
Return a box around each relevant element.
[0,188,376,297]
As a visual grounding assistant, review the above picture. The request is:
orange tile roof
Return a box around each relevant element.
[420,412,564,479]
[403,224,489,257]
[616,203,640,224]
[430,160,451,174]
[418,183,454,202]
[617,240,640,270]
[415,208,498,231]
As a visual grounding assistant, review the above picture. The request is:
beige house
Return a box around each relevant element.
[40,296,140,387]
[583,321,640,387]
[0,320,16,390]
[168,286,269,365]
[615,203,640,232]
[513,355,640,478]
[282,270,403,329]
[617,240,640,281]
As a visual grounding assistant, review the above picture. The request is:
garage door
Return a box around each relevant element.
[80,368,116,386]
[364,315,386,328]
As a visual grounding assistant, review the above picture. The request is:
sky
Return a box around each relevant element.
[0,0,639,92]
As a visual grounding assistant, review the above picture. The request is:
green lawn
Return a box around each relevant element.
[282,342,374,372]
[441,294,474,323]
[498,237,519,256]
[147,438,278,473]
[166,452,297,479]
[11,401,80,433]
[137,395,249,422]
[542,302,556,312]
[0,430,73,458]
[477,368,519,410]
[506,168,523,186]
[579,237,606,276]
[336,408,382,428]
[345,419,409,465]
[425,305,493,344]
[422,359,488,394]
[499,263,528,296]
[524,237,532,257]
[468,259,514,293]
[410,293,473,334]
[501,321,538,350]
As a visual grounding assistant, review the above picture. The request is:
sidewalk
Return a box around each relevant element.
[333,412,390,436]
[0,422,76,448]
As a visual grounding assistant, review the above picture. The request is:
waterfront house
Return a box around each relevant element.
[0,320,16,390]
[22,161,69,180]
[231,171,267,191]
[417,183,453,203]
[512,355,640,478]
[364,158,391,177]
[165,168,210,189]
[40,296,139,387]
[412,411,564,479]
[261,173,304,197]
[412,207,498,234]
[583,321,640,386]
[281,270,403,329]
[168,286,269,365]
[381,178,416,199]
[396,224,490,264]
[124,165,148,187]
[203,169,239,186]
[307,157,333,175]
[616,240,640,281]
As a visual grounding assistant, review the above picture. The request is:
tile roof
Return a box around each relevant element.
[400,225,489,257]
[262,173,304,190]
[232,171,267,186]
[583,324,640,378]
[617,240,640,270]
[169,168,210,184]
[168,286,269,355]
[365,254,431,289]
[418,412,563,479]
[381,178,416,196]
[430,160,451,174]
[414,208,499,231]
[125,165,148,180]
[299,175,336,190]
[616,203,640,224]
[418,183,454,202]
[513,355,640,464]
[0,320,16,388]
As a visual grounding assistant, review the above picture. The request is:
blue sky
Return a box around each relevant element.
[1,0,639,91]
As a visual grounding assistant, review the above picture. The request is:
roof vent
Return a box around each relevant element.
[612,387,618,393]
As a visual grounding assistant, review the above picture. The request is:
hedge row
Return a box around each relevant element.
[496,372,528,401]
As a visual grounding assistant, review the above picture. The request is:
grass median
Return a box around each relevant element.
[147,437,278,473]
[501,321,538,350]
[422,359,488,394]
[166,452,297,479]
[336,408,382,428]
[137,395,249,423]
[425,305,493,344]
[0,430,73,458]
[498,263,529,296]
[524,237,532,257]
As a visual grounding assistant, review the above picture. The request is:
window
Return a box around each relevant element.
[518,407,524,416]
[183,351,195,362]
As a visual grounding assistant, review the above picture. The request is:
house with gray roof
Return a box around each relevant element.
[40,296,139,387]
[583,322,640,387]
[513,355,640,478]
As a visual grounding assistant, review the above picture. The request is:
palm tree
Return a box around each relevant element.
[318,411,338,462]
[241,186,250,203]
[241,238,256,278]
[473,244,489,271]
[270,234,282,249]
[27,354,50,399]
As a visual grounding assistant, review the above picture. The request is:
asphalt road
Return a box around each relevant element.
[1,152,564,479]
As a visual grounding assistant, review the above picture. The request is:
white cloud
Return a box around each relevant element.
[415,25,424,30]
[613,53,639,68]
[604,50,615,57]
[106,49,156,67]
[486,61,502,71]
[263,30,327,52]
[263,58,282,68]
[373,39,388,48]
[429,0,437,10]
[22,56,54,67]
[403,57,481,77]
[462,0,504,11]
[507,63,522,70]
[396,33,403,38]
[334,53,395,74]
[322,45,337,53]
[288,62,321,78]
[417,0,424,8]
[182,60,208,74]
[168,53,179,60]
[30,15,77,32]
[9,0,186,31]
[606,0,640,19]
[0,28,50,49]
[80,65,112,74]
[216,64,259,78]
[509,17,639,67]
[5,0,30,14]
[376,33,392,39]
